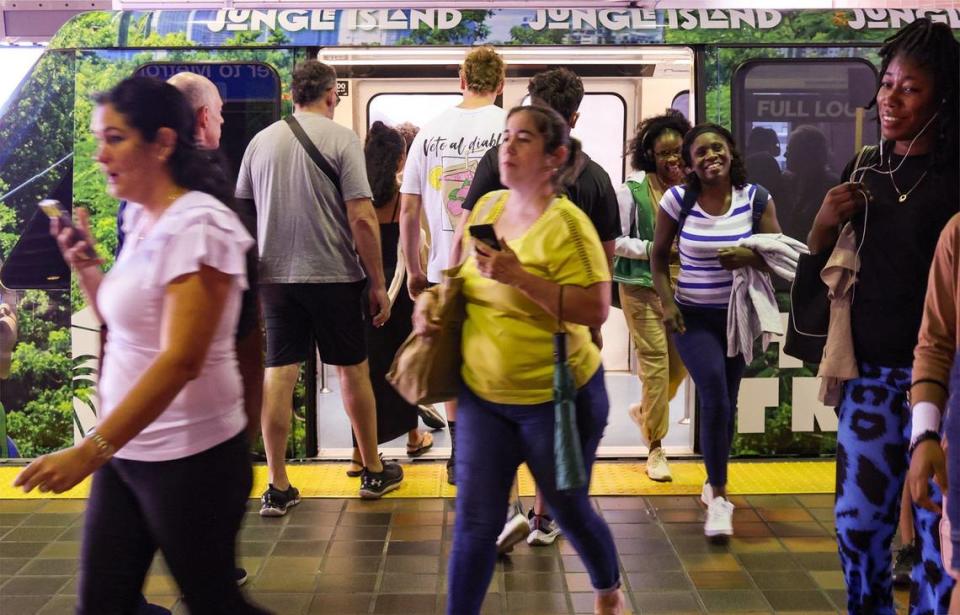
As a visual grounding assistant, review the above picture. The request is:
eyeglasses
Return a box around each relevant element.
[335,93,341,107]
[654,149,682,160]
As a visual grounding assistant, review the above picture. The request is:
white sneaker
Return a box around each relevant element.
[700,481,713,506]
[704,497,734,538]
[527,513,561,546]
[646,447,673,482]
[496,512,529,554]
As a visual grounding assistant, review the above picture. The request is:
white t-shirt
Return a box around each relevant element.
[99,191,254,461]
[400,104,506,282]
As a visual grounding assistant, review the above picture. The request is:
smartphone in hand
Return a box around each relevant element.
[469,224,500,251]
[39,199,97,258]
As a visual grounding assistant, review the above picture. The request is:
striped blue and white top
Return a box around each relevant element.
[660,184,766,308]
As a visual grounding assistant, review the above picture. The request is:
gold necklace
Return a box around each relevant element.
[888,155,929,203]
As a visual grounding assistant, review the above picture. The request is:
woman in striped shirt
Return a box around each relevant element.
[650,123,781,540]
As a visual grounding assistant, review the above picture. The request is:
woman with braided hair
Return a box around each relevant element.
[805,17,959,613]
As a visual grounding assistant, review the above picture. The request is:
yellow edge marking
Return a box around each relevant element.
[0,460,836,500]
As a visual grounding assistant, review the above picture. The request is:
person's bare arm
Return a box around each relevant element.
[347,196,389,327]
[450,212,469,267]
[651,208,683,334]
[400,193,427,299]
[236,325,263,444]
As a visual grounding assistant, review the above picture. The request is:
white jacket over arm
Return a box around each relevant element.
[727,233,809,362]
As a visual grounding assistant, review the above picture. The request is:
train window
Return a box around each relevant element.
[0,46,44,112]
[522,92,627,185]
[367,93,463,132]
[671,90,690,120]
[732,58,878,243]
[573,93,627,185]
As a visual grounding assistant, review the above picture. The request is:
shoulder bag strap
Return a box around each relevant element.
[284,116,342,200]
[751,185,769,233]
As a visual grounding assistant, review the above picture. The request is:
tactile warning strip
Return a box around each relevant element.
[0,459,835,499]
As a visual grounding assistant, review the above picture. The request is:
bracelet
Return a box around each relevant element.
[909,430,940,456]
[87,431,116,461]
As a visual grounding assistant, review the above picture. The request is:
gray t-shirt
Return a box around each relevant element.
[236,111,372,284]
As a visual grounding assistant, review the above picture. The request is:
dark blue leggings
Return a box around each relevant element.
[672,305,746,488]
[78,431,270,615]
[447,368,620,614]
[835,364,952,614]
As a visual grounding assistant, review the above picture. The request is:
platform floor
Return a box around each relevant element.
[0,466,910,614]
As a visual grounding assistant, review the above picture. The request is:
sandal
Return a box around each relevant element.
[406,431,434,457]
[346,452,383,477]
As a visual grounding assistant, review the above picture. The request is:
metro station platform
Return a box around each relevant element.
[0,460,907,614]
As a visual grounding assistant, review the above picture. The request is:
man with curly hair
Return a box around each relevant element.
[399,46,506,485]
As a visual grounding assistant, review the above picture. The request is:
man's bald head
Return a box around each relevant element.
[167,72,224,150]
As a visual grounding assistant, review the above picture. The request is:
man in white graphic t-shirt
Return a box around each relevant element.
[399,46,506,485]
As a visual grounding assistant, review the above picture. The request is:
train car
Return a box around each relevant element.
[0,6,954,461]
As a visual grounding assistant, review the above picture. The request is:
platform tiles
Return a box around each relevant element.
[0,460,835,500]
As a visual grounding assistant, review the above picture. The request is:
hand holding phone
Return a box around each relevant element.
[469,223,500,251]
[39,200,98,261]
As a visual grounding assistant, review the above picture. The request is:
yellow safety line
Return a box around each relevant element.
[0,460,836,500]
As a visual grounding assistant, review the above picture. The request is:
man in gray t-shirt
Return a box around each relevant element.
[236,60,403,507]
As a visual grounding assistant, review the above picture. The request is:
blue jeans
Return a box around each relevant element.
[447,368,620,614]
[835,364,952,614]
[672,305,746,488]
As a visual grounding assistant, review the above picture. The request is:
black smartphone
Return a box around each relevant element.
[39,199,97,258]
[469,224,500,251]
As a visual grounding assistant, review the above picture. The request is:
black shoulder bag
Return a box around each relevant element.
[783,146,876,364]
[284,115,342,199]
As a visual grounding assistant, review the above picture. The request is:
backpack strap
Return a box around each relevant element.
[677,186,698,233]
[751,185,769,233]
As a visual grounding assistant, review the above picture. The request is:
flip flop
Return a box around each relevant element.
[406,431,434,457]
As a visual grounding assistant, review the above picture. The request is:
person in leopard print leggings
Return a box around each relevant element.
[807,18,959,614]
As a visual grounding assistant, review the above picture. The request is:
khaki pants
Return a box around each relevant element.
[619,284,686,444]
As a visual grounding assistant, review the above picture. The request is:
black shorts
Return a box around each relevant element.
[260,282,367,368]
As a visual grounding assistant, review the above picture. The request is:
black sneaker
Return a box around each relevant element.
[893,542,918,588]
[359,460,404,499]
[418,404,447,430]
[259,483,301,517]
[234,567,248,587]
[446,456,456,485]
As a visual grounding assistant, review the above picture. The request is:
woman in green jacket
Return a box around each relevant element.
[614,110,691,481]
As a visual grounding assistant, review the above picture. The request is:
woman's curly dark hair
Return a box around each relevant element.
[874,17,959,172]
[681,123,748,192]
[626,109,691,173]
[364,121,405,209]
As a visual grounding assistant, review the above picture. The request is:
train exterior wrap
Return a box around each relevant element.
[1,7,956,460]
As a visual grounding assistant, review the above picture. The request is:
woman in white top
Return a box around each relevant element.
[15,76,269,614]
[650,123,780,541]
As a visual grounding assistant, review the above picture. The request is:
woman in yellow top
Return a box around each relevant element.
[415,105,624,614]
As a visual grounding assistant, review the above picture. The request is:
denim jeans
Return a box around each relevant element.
[447,368,620,614]
[672,304,745,488]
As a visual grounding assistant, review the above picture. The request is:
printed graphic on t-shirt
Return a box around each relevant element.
[422,131,501,231]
